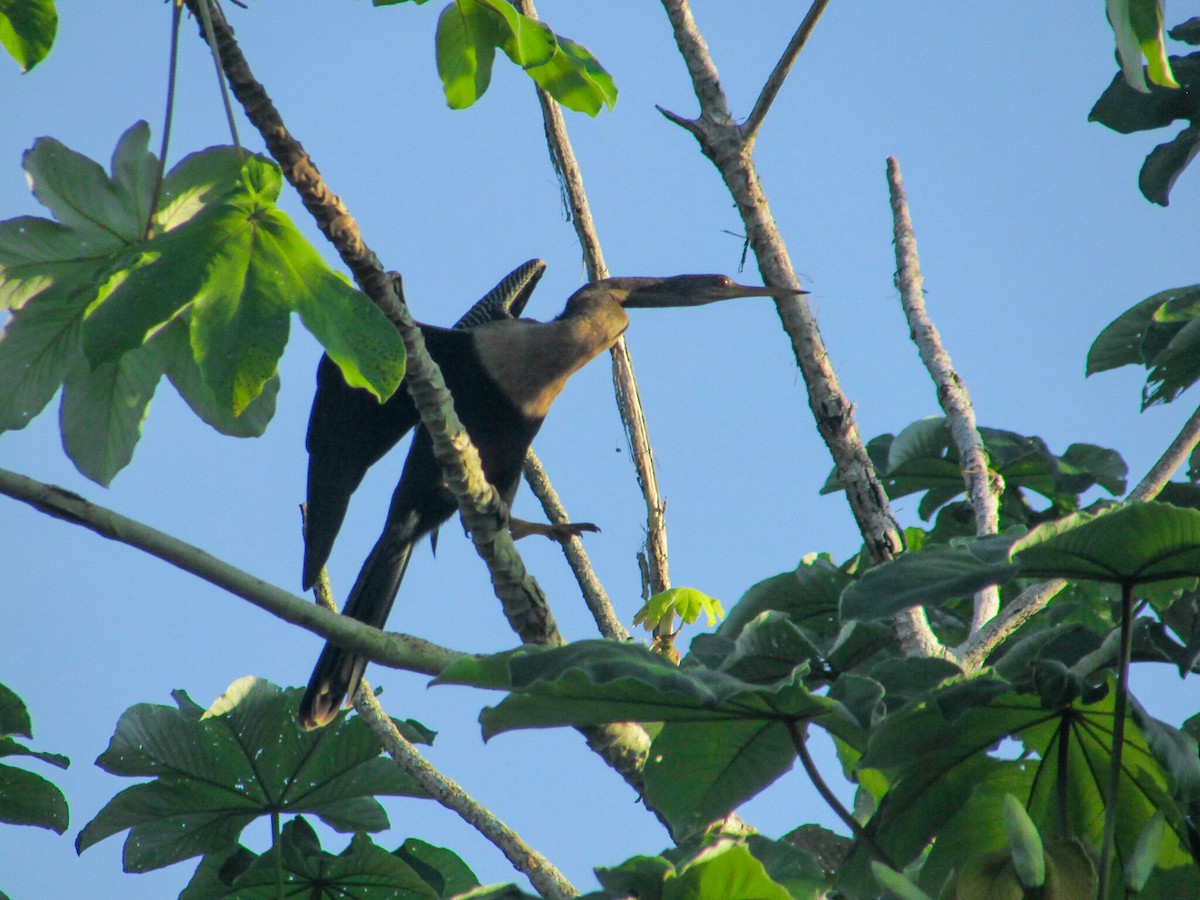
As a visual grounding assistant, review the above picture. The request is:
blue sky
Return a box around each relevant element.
[2,3,1199,898]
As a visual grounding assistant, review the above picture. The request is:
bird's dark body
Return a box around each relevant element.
[301,328,543,722]
[298,269,799,729]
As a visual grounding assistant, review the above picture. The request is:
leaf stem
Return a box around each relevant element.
[787,720,893,868]
[144,0,183,239]
[269,809,284,900]
[1098,581,1135,898]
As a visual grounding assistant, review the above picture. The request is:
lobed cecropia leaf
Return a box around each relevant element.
[0,122,404,484]
[76,678,429,874]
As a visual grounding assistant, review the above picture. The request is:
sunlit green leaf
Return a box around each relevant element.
[1003,793,1045,888]
[0,0,57,72]
[663,842,792,900]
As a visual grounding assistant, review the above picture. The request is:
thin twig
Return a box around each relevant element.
[0,467,468,675]
[194,0,240,151]
[513,0,675,644]
[354,680,579,899]
[522,451,631,641]
[741,0,830,141]
[788,721,894,868]
[887,157,1002,636]
[657,0,946,659]
[144,0,184,239]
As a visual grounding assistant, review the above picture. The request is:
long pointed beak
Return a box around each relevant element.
[621,275,807,309]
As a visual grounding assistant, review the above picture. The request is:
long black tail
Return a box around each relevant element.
[298,537,415,729]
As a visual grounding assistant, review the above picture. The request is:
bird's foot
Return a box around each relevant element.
[510,517,600,544]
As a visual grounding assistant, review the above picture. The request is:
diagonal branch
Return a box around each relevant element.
[887,157,1002,636]
[180,0,561,646]
[354,680,579,899]
[741,0,830,142]
[657,0,947,660]
[523,451,630,641]
[513,0,674,643]
[0,467,467,676]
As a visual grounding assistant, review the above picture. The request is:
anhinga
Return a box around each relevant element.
[298,270,800,729]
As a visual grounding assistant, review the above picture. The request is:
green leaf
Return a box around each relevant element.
[180,819,440,899]
[441,642,844,741]
[0,763,68,833]
[644,717,797,837]
[76,678,428,873]
[395,837,480,898]
[59,336,165,485]
[1140,121,1200,205]
[0,0,57,72]
[435,1,499,109]
[869,862,932,900]
[1087,287,1199,377]
[524,33,618,116]
[844,684,1195,896]
[433,0,615,114]
[662,842,792,900]
[1089,53,1200,204]
[0,683,32,738]
[743,835,830,900]
[595,855,673,900]
[635,586,725,632]
[1014,503,1200,585]
[0,684,70,834]
[1126,811,1166,892]
[823,420,1124,525]
[159,318,277,438]
[716,556,845,641]
[839,534,1019,622]
[1002,793,1045,888]
[1106,0,1178,92]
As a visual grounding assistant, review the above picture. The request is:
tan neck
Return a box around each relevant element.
[474,311,629,420]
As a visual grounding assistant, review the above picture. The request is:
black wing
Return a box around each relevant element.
[300,260,546,588]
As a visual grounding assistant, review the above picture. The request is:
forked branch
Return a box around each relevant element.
[657,0,946,659]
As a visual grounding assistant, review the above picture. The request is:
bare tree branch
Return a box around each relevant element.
[657,0,947,659]
[523,451,631,641]
[742,0,830,141]
[0,467,468,676]
[1127,402,1200,502]
[354,680,579,899]
[887,157,1002,636]
[513,0,674,645]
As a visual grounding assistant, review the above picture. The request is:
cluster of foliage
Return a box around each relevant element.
[6,1,1200,899]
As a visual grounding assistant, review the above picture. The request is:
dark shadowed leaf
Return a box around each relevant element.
[840,534,1019,621]
[180,818,439,899]
[1013,503,1200,585]
[76,678,427,873]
